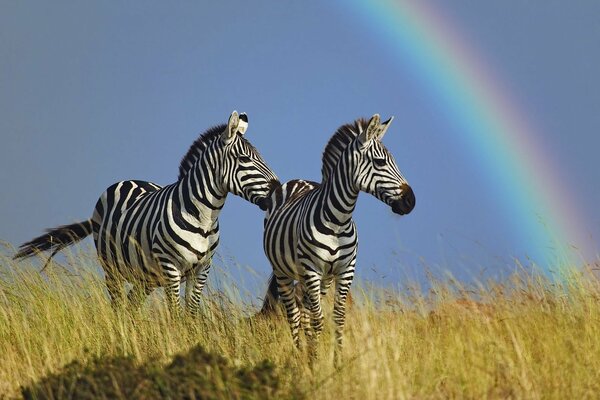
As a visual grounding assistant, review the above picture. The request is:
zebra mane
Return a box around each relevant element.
[321,118,369,181]
[178,124,226,180]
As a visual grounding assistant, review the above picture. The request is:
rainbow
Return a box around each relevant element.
[337,0,591,266]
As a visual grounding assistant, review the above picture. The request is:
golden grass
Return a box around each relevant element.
[2,247,600,399]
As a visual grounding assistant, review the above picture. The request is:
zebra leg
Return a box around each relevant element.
[161,263,182,316]
[333,265,355,367]
[303,270,324,360]
[185,262,211,318]
[298,282,311,341]
[100,260,126,310]
[128,281,153,310]
[321,275,333,296]
[276,274,302,349]
[105,271,126,310]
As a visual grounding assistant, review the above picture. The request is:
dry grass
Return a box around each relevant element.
[1,246,600,399]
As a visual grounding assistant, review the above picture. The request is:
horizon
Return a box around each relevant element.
[2,1,599,289]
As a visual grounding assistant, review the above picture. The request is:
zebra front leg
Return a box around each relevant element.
[321,276,333,297]
[185,262,211,318]
[276,274,302,349]
[161,262,182,316]
[303,269,324,361]
[301,274,331,344]
[105,271,126,311]
[298,281,311,343]
[333,266,355,368]
[128,281,153,310]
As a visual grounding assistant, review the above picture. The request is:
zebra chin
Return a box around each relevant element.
[391,200,413,215]
[255,179,280,211]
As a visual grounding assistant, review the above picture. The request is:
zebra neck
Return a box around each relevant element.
[319,162,359,227]
[174,158,227,231]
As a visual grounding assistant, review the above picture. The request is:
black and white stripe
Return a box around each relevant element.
[262,114,415,361]
[15,111,279,315]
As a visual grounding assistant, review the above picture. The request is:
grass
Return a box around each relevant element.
[1,245,600,399]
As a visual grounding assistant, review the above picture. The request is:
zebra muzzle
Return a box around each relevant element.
[257,197,272,211]
[391,185,416,215]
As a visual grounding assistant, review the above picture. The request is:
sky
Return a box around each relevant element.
[1,1,600,295]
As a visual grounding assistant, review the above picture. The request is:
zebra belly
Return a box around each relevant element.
[94,218,161,281]
[154,226,218,273]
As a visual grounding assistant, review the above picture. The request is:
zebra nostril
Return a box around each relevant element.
[390,185,415,215]
[402,185,415,210]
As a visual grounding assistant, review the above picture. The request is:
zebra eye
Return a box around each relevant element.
[373,158,387,167]
[239,156,252,163]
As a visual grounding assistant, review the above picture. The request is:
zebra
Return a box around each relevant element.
[14,111,280,316]
[261,114,415,362]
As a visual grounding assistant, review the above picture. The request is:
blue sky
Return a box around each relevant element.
[2,1,599,292]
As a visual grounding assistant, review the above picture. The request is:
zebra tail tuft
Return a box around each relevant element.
[259,273,280,315]
[13,220,93,262]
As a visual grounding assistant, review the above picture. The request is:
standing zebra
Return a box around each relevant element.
[14,111,279,315]
[262,114,415,361]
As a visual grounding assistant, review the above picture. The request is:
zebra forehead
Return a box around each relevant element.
[371,141,390,156]
[321,118,369,181]
[229,136,269,165]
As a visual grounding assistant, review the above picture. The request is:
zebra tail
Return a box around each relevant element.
[259,273,280,315]
[13,220,93,265]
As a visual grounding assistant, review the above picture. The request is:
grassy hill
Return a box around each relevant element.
[1,248,600,399]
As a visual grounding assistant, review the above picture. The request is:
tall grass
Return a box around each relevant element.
[1,245,600,399]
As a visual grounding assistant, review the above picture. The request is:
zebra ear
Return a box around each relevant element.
[377,116,394,141]
[357,114,381,147]
[237,113,249,135]
[222,110,240,144]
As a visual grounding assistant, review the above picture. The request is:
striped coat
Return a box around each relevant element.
[15,111,279,315]
[262,114,415,361]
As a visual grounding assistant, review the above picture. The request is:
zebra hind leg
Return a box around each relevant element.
[105,271,126,311]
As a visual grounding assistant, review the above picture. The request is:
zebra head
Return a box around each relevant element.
[219,111,279,210]
[353,114,415,215]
